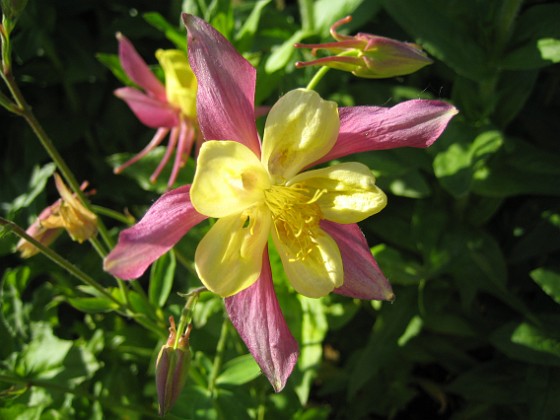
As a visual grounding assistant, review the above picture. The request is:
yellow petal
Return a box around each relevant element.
[272,226,343,298]
[262,89,339,182]
[288,162,387,223]
[195,206,271,297]
[191,141,271,218]
[156,49,197,118]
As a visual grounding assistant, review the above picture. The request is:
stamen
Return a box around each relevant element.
[264,184,325,262]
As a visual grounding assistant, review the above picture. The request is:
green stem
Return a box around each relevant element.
[91,205,135,225]
[1,69,114,249]
[305,65,330,90]
[173,288,205,348]
[1,217,123,309]
[208,318,229,394]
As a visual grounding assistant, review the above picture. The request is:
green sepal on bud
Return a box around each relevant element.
[295,15,432,79]
[155,317,192,416]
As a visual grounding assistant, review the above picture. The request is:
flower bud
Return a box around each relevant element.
[155,317,192,416]
[295,16,432,79]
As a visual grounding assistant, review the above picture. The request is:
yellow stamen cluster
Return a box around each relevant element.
[264,184,325,261]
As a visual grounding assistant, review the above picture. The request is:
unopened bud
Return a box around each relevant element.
[295,15,432,79]
[156,317,192,416]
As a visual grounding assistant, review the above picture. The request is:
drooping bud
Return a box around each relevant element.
[155,317,192,416]
[295,16,432,79]
[16,175,95,258]
[39,174,97,243]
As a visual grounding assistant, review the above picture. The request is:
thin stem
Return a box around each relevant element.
[173,288,204,348]
[91,205,135,226]
[1,69,114,249]
[208,317,229,394]
[1,217,122,309]
[305,65,330,90]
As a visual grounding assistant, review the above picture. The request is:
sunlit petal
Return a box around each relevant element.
[272,226,343,298]
[156,49,197,118]
[322,221,395,301]
[182,13,261,155]
[104,186,206,279]
[225,250,299,392]
[191,141,270,218]
[289,162,387,223]
[316,100,458,165]
[262,89,339,181]
[195,206,271,297]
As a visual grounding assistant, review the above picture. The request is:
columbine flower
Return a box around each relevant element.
[17,174,96,257]
[104,14,457,391]
[113,33,200,188]
[295,15,432,78]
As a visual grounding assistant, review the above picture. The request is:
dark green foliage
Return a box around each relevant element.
[1,0,559,419]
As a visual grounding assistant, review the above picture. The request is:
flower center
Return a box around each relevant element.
[263,184,325,261]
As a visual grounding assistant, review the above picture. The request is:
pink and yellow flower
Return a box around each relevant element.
[113,34,200,188]
[104,14,457,391]
[17,174,96,257]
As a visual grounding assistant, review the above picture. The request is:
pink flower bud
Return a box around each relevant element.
[295,16,432,79]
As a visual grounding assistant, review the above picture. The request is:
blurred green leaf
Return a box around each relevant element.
[491,320,560,366]
[67,296,119,313]
[96,53,130,87]
[383,0,491,81]
[502,4,560,70]
[372,244,423,286]
[143,12,186,50]
[2,163,56,218]
[434,130,503,198]
[530,267,560,305]
[149,251,176,307]
[216,354,261,386]
[265,29,309,73]
[234,0,271,51]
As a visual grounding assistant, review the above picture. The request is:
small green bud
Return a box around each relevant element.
[155,317,192,416]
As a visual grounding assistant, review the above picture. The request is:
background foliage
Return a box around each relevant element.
[1,0,560,419]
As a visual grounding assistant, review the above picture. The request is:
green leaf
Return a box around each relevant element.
[3,163,56,217]
[434,130,504,198]
[371,244,423,286]
[531,267,560,305]
[143,12,187,50]
[538,38,560,63]
[348,287,417,397]
[234,0,271,51]
[313,0,380,37]
[383,0,491,81]
[215,354,261,386]
[149,251,176,307]
[95,53,131,87]
[265,29,309,73]
[67,296,119,313]
[490,319,560,366]
[502,4,560,70]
